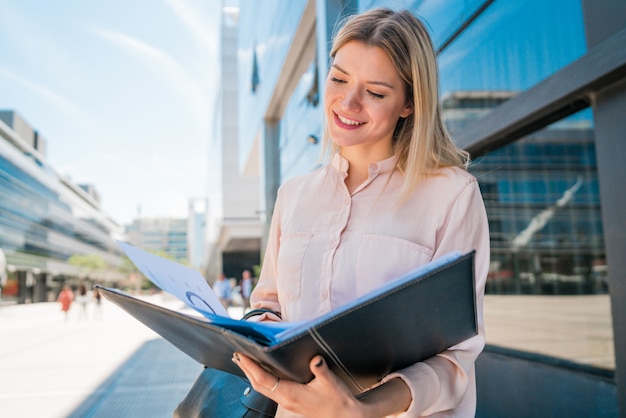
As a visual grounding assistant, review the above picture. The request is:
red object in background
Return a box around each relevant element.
[2,278,18,296]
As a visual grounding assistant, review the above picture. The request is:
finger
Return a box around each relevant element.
[232,352,262,382]
[309,355,331,382]
[233,352,280,393]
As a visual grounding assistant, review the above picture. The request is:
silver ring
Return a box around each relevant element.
[270,378,280,392]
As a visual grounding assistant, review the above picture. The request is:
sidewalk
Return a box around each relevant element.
[0,293,226,418]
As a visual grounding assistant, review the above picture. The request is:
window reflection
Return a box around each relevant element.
[463,108,614,370]
[466,108,604,296]
[364,0,488,48]
[437,0,586,116]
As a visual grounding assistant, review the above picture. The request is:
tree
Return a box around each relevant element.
[118,250,184,292]
[68,254,106,273]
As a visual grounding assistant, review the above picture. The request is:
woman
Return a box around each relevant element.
[234,8,489,417]
[76,283,90,320]
[57,284,74,321]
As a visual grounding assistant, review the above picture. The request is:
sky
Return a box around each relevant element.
[0,0,222,226]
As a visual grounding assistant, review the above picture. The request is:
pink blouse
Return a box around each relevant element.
[251,154,490,417]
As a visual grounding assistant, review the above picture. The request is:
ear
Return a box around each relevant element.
[400,102,413,118]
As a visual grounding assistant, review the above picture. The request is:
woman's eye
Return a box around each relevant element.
[330,77,345,84]
[368,91,385,99]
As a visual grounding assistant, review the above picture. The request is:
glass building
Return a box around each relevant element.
[231,0,626,415]
[204,5,265,286]
[0,110,127,304]
[125,217,189,263]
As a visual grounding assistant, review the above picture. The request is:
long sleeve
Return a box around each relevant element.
[249,189,283,320]
[381,179,490,417]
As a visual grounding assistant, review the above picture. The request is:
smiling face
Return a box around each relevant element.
[324,40,413,160]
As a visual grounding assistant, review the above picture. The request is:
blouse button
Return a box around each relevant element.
[244,387,251,396]
[321,290,329,299]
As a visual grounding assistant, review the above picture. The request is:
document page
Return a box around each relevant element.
[117,241,230,317]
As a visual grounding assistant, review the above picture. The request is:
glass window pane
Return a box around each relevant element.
[468,109,614,370]
[362,0,488,48]
[438,0,586,130]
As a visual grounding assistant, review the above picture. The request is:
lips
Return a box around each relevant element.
[334,112,365,129]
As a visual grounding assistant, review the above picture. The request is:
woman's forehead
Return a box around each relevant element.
[332,41,402,84]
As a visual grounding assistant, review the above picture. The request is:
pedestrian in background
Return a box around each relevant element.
[92,286,103,320]
[241,269,253,312]
[211,273,231,309]
[76,283,90,320]
[57,284,74,321]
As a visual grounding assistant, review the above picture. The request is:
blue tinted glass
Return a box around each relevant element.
[238,0,309,164]
[361,0,487,47]
[438,0,586,95]
[469,109,613,369]
[280,60,323,181]
[470,109,602,276]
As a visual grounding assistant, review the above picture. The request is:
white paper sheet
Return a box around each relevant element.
[117,241,230,317]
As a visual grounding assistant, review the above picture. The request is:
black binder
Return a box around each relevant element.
[98,250,476,395]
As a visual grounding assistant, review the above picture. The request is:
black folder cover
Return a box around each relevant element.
[98,250,477,394]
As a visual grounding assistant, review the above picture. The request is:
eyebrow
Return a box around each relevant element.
[331,63,396,89]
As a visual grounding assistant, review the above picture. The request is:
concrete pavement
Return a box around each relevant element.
[0,293,216,418]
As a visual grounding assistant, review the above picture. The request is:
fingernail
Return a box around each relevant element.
[315,357,324,367]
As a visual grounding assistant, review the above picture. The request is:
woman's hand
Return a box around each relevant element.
[233,352,368,417]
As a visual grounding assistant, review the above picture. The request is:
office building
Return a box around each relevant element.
[187,197,207,270]
[0,110,126,303]
[122,198,207,294]
[204,4,264,284]
[442,91,604,296]
[125,217,188,263]
[227,0,626,415]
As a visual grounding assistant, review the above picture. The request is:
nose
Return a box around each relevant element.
[341,87,362,112]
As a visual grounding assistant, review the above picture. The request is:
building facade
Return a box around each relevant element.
[0,110,127,303]
[124,197,207,268]
[125,217,188,262]
[232,0,626,415]
[187,197,207,270]
[204,4,264,285]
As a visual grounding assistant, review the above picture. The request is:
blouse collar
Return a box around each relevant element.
[331,153,397,177]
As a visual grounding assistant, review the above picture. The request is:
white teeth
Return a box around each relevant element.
[337,114,363,126]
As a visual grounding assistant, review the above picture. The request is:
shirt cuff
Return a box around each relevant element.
[380,362,441,417]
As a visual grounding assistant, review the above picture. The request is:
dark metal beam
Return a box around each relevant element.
[593,77,626,418]
[454,26,626,158]
[436,0,495,55]
[580,2,626,413]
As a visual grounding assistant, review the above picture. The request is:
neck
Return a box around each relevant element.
[340,147,393,193]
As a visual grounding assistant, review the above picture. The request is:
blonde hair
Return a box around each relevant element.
[323,8,469,199]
